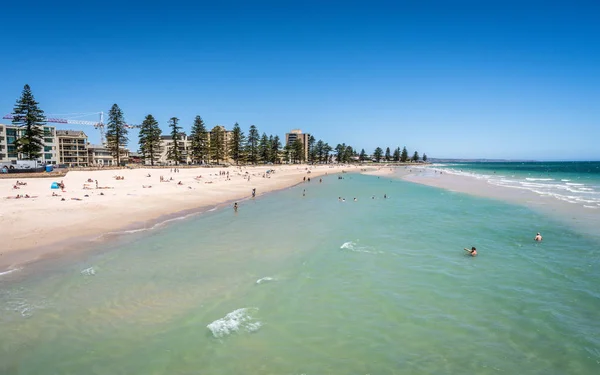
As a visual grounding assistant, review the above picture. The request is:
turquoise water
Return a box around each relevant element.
[432,161,600,209]
[1,173,600,374]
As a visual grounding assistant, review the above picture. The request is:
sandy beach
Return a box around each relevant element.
[0,164,354,271]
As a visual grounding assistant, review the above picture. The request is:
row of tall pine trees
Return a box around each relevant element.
[8,84,427,165]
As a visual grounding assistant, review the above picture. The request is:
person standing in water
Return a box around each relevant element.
[233,202,238,212]
[464,247,477,256]
[534,232,543,241]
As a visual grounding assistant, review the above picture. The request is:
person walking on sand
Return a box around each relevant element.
[464,247,477,257]
[534,232,543,241]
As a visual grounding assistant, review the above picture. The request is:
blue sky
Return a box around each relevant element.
[1,0,599,160]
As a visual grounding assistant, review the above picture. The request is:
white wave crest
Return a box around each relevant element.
[525,178,554,181]
[81,267,96,276]
[340,241,383,254]
[256,277,274,284]
[340,241,355,249]
[0,268,21,277]
[207,307,261,338]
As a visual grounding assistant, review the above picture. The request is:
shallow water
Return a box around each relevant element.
[1,174,599,374]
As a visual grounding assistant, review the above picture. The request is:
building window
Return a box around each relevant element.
[45,153,53,160]
[44,138,54,143]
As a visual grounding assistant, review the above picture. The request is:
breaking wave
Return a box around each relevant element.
[340,241,383,254]
[0,268,21,277]
[207,307,262,338]
[81,267,96,276]
[256,277,274,284]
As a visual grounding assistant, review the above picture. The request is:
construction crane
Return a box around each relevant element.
[2,112,141,144]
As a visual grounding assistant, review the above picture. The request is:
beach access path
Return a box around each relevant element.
[0,164,354,271]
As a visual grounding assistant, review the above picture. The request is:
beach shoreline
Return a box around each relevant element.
[0,164,355,272]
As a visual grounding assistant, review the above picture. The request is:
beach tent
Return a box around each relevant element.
[51,182,59,189]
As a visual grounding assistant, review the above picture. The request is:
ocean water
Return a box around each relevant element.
[431,161,600,209]
[1,173,599,374]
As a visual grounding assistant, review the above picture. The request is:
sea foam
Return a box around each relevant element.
[0,268,21,277]
[256,277,274,284]
[207,307,261,338]
[81,267,96,276]
[340,241,383,254]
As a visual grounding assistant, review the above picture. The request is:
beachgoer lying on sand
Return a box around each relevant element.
[143,185,152,188]
[71,198,82,201]
[146,174,151,177]
[83,184,93,189]
[52,192,60,197]
[13,185,20,189]
[16,181,27,186]
[464,247,477,257]
[534,232,542,241]
[87,178,94,183]
[205,181,213,184]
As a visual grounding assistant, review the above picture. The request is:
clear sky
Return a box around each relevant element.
[1,0,599,160]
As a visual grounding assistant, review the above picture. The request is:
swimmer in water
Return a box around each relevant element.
[534,232,542,241]
[464,247,477,257]
[233,202,238,212]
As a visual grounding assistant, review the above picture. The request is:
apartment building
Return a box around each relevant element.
[0,123,58,164]
[157,133,190,165]
[285,129,310,161]
[155,126,234,165]
[56,130,89,167]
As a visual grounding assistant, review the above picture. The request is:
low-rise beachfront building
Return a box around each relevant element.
[88,144,130,166]
[0,123,58,165]
[128,152,143,164]
[285,129,311,161]
[56,130,89,167]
